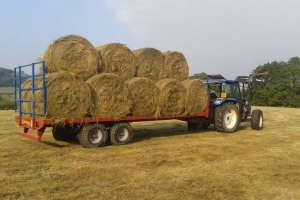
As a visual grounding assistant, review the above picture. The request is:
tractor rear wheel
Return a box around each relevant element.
[78,123,108,148]
[215,102,240,133]
[110,123,133,145]
[251,109,263,130]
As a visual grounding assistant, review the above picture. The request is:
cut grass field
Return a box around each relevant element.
[0,106,300,199]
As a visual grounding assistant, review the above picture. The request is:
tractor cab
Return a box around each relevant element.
[204,74,249,122]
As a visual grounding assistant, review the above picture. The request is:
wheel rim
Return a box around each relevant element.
[88,129,103,144]
[116,128,129,142]
[224,108,237,129]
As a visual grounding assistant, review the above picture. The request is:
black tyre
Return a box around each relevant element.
[251,109,263,130]
[215,102,240,133]
[110,123,133,145]
[202,122,210,129]
[52,125,79,141]
[78,123,108,148]
[187,122,197,131]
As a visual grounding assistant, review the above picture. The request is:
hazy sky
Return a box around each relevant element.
[1,0,299,79]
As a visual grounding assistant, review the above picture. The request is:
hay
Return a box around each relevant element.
[163,51,189,82]
[43,35,102,80]
[133,48,164,82]
[155,79,186,116]
[181,79,208,115]
[96,43,136,80]
[86,73,131,118]
[21,72,94,122]
[125,77,159,116]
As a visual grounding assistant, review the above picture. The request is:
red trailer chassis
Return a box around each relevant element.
[15,102,210,142]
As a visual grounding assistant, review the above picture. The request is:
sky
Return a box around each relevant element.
[0,0,299,79]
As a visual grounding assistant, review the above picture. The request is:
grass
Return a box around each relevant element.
[1,106,300,199]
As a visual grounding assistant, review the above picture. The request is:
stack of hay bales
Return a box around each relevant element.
[21,34,208,122]
[96,43,136,80]
[87,73,131,118]
[133,48,165,82]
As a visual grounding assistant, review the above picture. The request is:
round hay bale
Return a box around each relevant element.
[181,79,208,115]
[43,35,102,80]
[86,73,131,118]
[96,43,136,80]
[155,79,186,116]
[21,72,94,122]
[163,51,189,82]
[125,77,159,116]
[133,48,164,82]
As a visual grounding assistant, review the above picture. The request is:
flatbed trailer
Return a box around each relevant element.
[14,62,211,148]
[15,104,209,143]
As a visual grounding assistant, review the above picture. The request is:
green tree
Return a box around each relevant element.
[189,72,207,80]
[250,57,300,107]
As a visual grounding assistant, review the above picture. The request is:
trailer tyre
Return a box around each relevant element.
[215,102,240,133]
[110,123,133,145]
[251,109,263,130]
[78,123,108,148]
[52,125,79,141]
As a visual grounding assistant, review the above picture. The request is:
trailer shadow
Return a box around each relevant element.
[131,120,251,144]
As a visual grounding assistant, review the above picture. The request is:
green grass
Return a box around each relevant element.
[1,106,300,199]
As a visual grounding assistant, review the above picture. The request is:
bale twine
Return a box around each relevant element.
[163,51,189,82]
[133,48,164,82]
[155,79,186,116]
[125,77,159,116]
[181,79,208,115]
[21,72,94,122]
[43,35,102,80]
[86,73,131,118]
[96,43,136,80]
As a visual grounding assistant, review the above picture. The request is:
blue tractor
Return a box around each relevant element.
[188,74,263,132]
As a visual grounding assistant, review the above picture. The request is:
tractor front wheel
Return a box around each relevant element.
[251,109,263,130]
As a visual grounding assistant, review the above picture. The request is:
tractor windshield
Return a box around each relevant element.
[223,82,241,100]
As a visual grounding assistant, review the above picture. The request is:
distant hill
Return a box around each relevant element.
[0,67,28,87]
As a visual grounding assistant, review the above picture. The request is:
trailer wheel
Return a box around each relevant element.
[78,123,108,148]
[251,109,263,130]
[110,123,133,145]
[52,125,79,141]
[215,102,240,133]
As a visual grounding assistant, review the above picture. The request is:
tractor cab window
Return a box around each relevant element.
[223,83,240,100]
